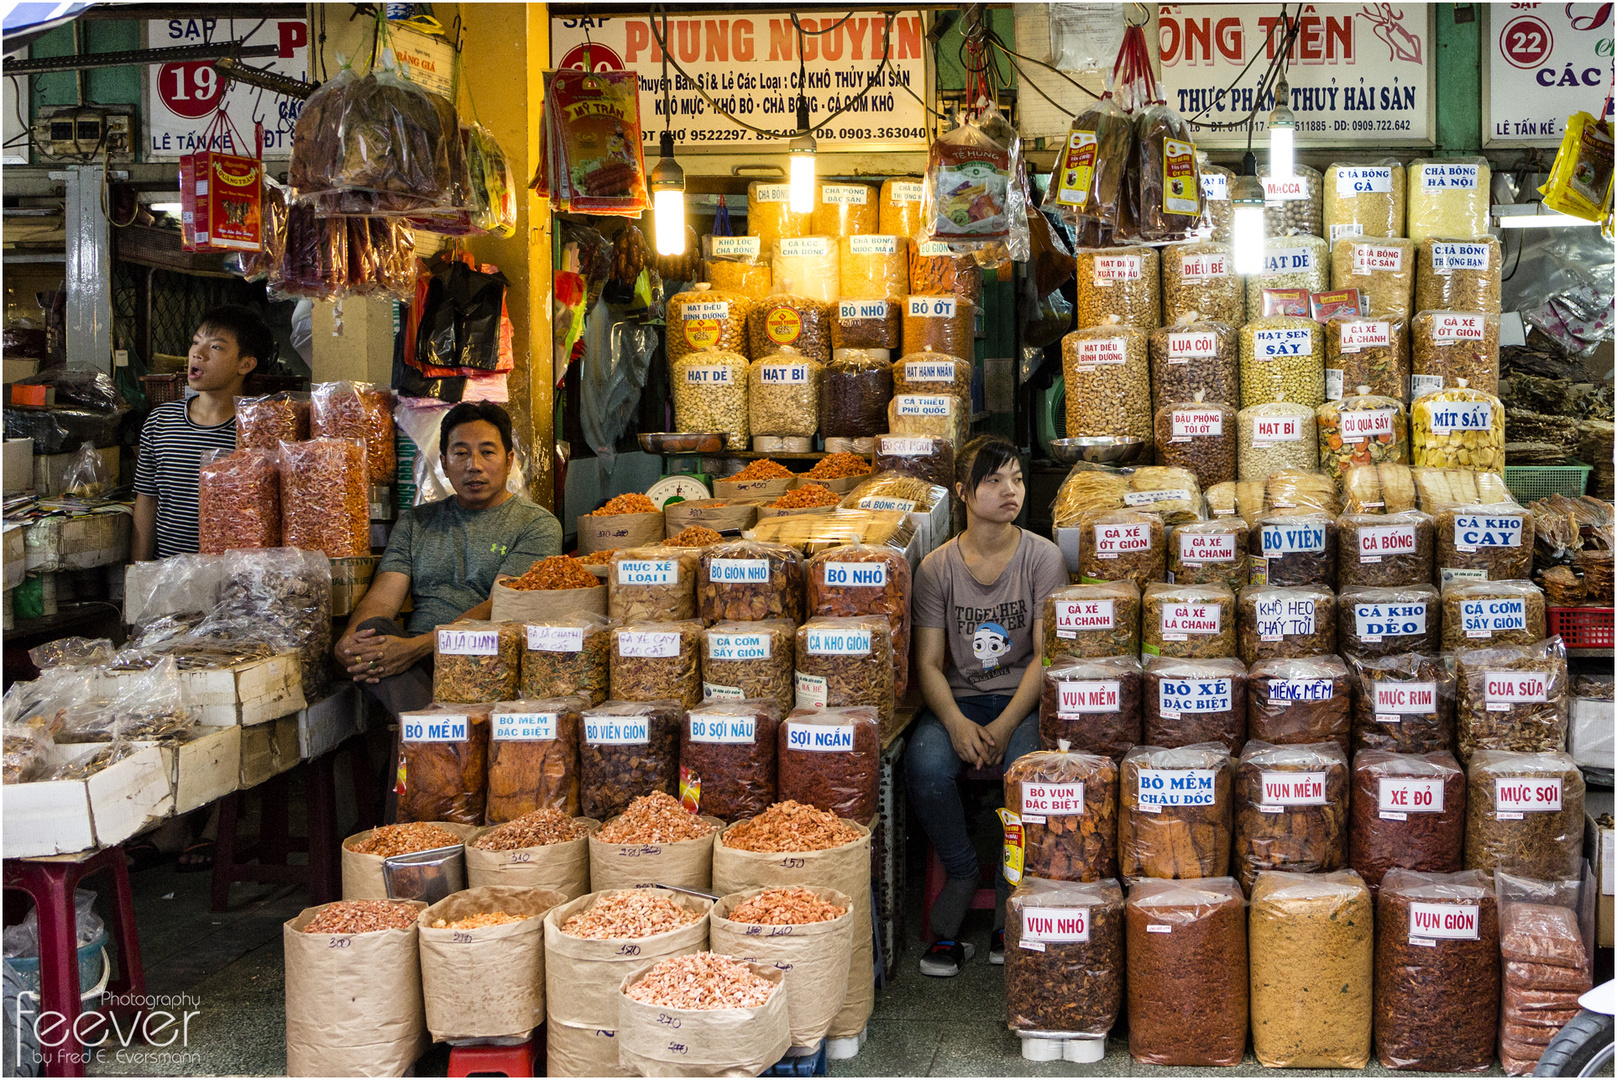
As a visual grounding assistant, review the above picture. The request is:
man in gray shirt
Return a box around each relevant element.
[335,401,561,714]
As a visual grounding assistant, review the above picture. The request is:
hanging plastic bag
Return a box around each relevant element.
[59,441,115,499]
[1051,90,1131,238]
[919,100,1030,263]
[541,68,648,216]
[1540,112,1614,224]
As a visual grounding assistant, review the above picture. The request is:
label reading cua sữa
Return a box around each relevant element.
[1408,901,1479,944]
[1336,166,1393,197]
[1431,242,1490,275]
[1056,679,1122,716]
[1093,521,1152,558]
[1091,253,1143,287]
[1179,252,1228,281]
[824,560,887,587]
[794,672,828,708]
[848,234,896,255]
[1460,597,1526,638]
[711,236,761,258]
[907,295,956,318]
[401,712,468,742]
[1356,524,1418,564]
[904,359,959,383]
[617,631,680,658]
[1135,768,1218,813]
[1253,326,1314,360]
[1263,176,1308,201]
[1263,246,1314,274]
[1167,330,1219,360]
[1483,669,1550,712]
[1157,676,1233,718]
[1201,172,1229,201]
[1251,414,1304,445]
[709,558,770,584]
[1020,782,1085,825]
[1159,601,1222,640]
[895,394,952,417]
[585,713,650,745]
[1378,776,1445,820]
[493,712,558,741]
[1257,770,1329,810]
[1373,680,1437,721]
[1354,601,1428,642]
[1452,514,1524,552]
[707,631,771,661]
[1352,243,1406,275]
[1253,595,1315,641]
[784,721,854,752]
[618,559,678,585]
[1053,599,1115,638]
[1076,337,1128,366]
[1259,521,1326,554]
[683,365,736,385]
[438,628,499,656]
[1339,407,1397,443]
[1339,320,1392,353]
[1493,776,1562,819]
[759,363,811,384]
[1430,311,1486,343]
[1020,905,1090,943]
[805,627,873,655]
[821,184,870,205]
[839,299,891,320]
[1418,163,1480,191]
[1171,409,1224,440]
[528,625,584,652]
[1428,401,1493,436]
[1178,530,1237,563]
[688,711,756,744]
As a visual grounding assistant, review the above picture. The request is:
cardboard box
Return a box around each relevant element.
[239,715,301,788]
[3,438,32,494]
[2,743,173,858]
[330,555,380,618]
[297,683,363,760]
[3,523,24,591]
[24,511,130,571]
[32,446,119,498]
[89,651,305,728]
[168,726,242,814]
[1569,698,1615,769]
[1590,814,1614,949]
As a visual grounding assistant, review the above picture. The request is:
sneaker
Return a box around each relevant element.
[990,928,1005,965]
[918,938,976,977]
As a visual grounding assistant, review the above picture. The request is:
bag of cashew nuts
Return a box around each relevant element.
[1161,244,1243,329]
[1061,319,1152,442]
[806,544,913,698]
[578,699,683,820]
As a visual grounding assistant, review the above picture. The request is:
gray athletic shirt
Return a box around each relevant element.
[912,530,1068,697]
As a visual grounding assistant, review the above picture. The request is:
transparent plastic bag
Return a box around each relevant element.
[278,438,370,558]
[1410,312,1500,396]
[1407,157,1492,245]
[777,704,881,820]
[1324,160,1407,243]
[1168,518,1248,591]
[665,285,753,370]
[1236,400,1318,482]
[432,621,522,704]
[1331,237,1416,322]
[1143,582,1237,660]
[55,655,198,745]
[1233,739,1349,891]
[812,182,876,237]
[211,547,333,701]
[520,613,614,708]
[1154,395,1237,489]
[1349,750,1464,892]
[704,235,772,300]
[888,392,966,447]
[59,441,114,499]
[610,623,704,711]
[198,448,280,554]
[878,176,926,238]
[670,349,749,449]
[1236,584,1337,665]
[747,181,811,248]
[1249,510,1337,588]
[1133,101,1201,242]
[1005,876,1123,1037]
[1196,160,1234,242]
[1338,583,1441,657]
[1337,509,1434,588]
[1005,747,1119,881]
[1453,637,1568,762]
[1040,656,1143,763]
[1161,243,1242,329]
[793,618,894,732]
[1348,651,1456,756]
[770,239,839,304]
[236,391,310,450]
[821,349,893,438]
[1239,316,1325,408]
[1463,750,1583,880]
[1043,581,1141,662]
[837,234,907,306]
[908,240,982,306]
[397,703,490,824]
[701,620,795,720]
[680,698,781,822]
[919,101,1030,262]
[901,294,974,360]
[1079,509,1166,593]
[748,349,822,438]
[1075,246,1160,331]
[1149,317,1238,412]
[1062,322,1151,441]
[1245,236,1329,322]
[1125,877,1248,1067]
[1411,383,1505,473]
[1416,237,1502,314]
[608,547,698,623]
[1055,93,1131,237]
[578,699,683,820]
[1316,389,1409,485]
[872,434,952,490]
[484,695,584,821]
[1326,316,1409,403]
[1142,655,1247,754]
[893,348,971,402]
[832,299,900,351]
[1246,655,1353,756]
[1261,165,1324,238]
[806,545,912,699]
[1119,743,1234,879]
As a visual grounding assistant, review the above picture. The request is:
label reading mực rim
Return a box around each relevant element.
[683,365,736,386]
[1418,163,1480,191]
[778,236,831,258]
[709,558,770,585]
[890,180,924,203]
[527,625,584,653]
[1256,770,1328,810]
[1493,776,1562,818]
[1262,246,1314,274]
[839,299,892,321]
[1411,374,1446,397]
[1335,166,1393,196]
[1157,677,1233,718]
[493,712,558,741]
[1460,598,1527,639]
[1354,601,1428,642]
[1338,407,1397,443]
[1171,409,1225,438]
[1259,521,1327,554]
[1262,176,1308,201]
[1373,680,1438,721]
[759,363,811,385]
[1356,524,1418,564]
[1019,782,1085,824]
[824,561,887,588]
[1431,242,1491,275]
[707,631,772,661]
[1253,326,1314,360]
[1075,337,1128,366]
[1452,514,1525,552]
[1178,530,1238,563]
[1092,253,1144,286]
[1428,401,1494,436]
[1351,243,1406,275]
[784,721,853,752]
[1378,776,1446,819]
[1430,312,1487,343]
[584,715,650,745]
[849,234,897,256]
[794,672,828,709]
[711,236,761,258]
[1201,172,1229,201]
[1093,521,1152,557]
[1055,680,1122,716]
[688,712,757,744]
[805,627,873,655]
[1253,596,1315,641]
[895,394,953,418]
[904,359,960,383]
[821,184,870,205]
[617,631,680,658]
[617,559,678,585]
[1053,599,1115,638]
[754,183,791,202]
[1483,670,1550,711]
[1408,901,1480,945]
[1135,768,1218,812]
[1167,330,1219,359]
[1179,252,1229,280]
[907,295,956,318]
[438,629,499,656]
[1158,601,1222,640]
[1020,905,1090,943]
[1250,414,1304,445]
[401,712,468,743]
[1338,320,1393,353]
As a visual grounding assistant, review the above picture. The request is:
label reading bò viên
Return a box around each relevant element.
[1460,598,1526,638]
[1157,677,1233,718]
[584,715,650,745]
[707,631,772,661]
[402,713,468,742]
[1253,326,1314,359]
[784,722,854,752]
[1135,768,1218,812]
[1253,596,1315,641]
[1336,166,1393,196]
[1259,522,1326,554]
[1055,680,1122,715]
[618,631,680,658]
[805,627,873,655]
[688,712,757,744]
[709,558,770,584]
[527,625,584,653]
[493,712,557,741]
[824,561,887,587]
[618,559,678,585]
[1052,599,1115,638]
[1020,783,1085,824]
[1354,602,1428,642]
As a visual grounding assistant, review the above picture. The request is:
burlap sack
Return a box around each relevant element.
[464,818,598,899]
[341,823,480,900]
[588,815,723,892]
[543,889,711,1034]
[283,900,428,1077]
[417,885,566,1043]
[711,887,856,1047]
[579,512,665,554]
[616,959,790,1077]
[711,821,873,1039]
[547,1020,627,1078]
[491,580,606,622]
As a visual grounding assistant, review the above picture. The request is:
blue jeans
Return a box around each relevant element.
[903,694,1042,922]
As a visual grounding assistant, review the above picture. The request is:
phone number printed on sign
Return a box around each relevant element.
[146,19,310,159]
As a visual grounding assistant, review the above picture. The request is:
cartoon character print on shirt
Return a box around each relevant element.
[972,622,1013,672]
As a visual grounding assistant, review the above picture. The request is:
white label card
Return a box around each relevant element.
[618,560,678,585]
[784,722,855,752]
[1020,782,1085,822]
[1379,776,1446,813]
[527,625,584,653]
[438,629,499,656]
[1409,902,1480,942]
[493,712,558,741]
[618,632,680,658]
[1373,680,1438,715]
[1136,769,1219,811]
[1052,599,1114,637]
[584,715,650,745]
[1258,770,1329,807]
[805,628,872,655]
[402,713,468,742]
[1021,906,1090,943]
[689,712,757,744]
[1494,777,1562,813]
[707,632,772,661]
[1056,680,1122,715]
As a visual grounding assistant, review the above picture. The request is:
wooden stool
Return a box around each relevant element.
[3,846,147,1078]
[447,1031,543,1077]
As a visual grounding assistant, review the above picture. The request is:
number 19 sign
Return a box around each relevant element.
[146,18,309,159]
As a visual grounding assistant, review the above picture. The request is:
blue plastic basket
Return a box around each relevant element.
[2,930,107,1000]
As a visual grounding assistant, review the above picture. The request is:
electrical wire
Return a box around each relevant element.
[991,42,1077,120]
[983,29,1099,101]
[1184,5,1301,133]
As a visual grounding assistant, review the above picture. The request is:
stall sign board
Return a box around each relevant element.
[1484,4,1616,147]
[145,18,308,160]
[550,12,931,153]
[1157,4,1433,147]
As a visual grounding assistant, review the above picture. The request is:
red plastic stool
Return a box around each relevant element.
[3,845,147,1078]
[919,765,1002,942]
[447,1031,544,1077]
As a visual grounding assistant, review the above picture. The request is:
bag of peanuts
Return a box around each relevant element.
[1042,580,1142,662]
[679,699,781,823]
[283,899,429,1076]
[1143,655,1248,754]
[417,885,565,1042]
[340,823,480,900]
[1154,394,1237,490]
[578,699,683,820]
[589,791,723,893]
[484,698,585,821]
[806,544,913,699]
[1040,656,1143,762]
[777,705,881,822]
[397,704,492,825]
[466,812,598,898]
[710,886,856,1048]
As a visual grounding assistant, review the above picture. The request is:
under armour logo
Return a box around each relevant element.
[490,542,508,555]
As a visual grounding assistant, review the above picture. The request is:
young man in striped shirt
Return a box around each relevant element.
[132,306,271,560]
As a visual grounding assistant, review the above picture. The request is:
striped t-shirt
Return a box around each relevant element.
[133,399,238,558]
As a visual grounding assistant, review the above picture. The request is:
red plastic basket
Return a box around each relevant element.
[140,373,185,405]
[1546,606,1614,650]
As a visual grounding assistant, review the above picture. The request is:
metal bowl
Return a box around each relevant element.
[638,432,727,454]
[1048,436,1149,466]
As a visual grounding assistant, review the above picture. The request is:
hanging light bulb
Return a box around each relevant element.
[650,129,686,256]
[1232,151,1267,277]
[788,97,816,214]
[1268,75,1296,184]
